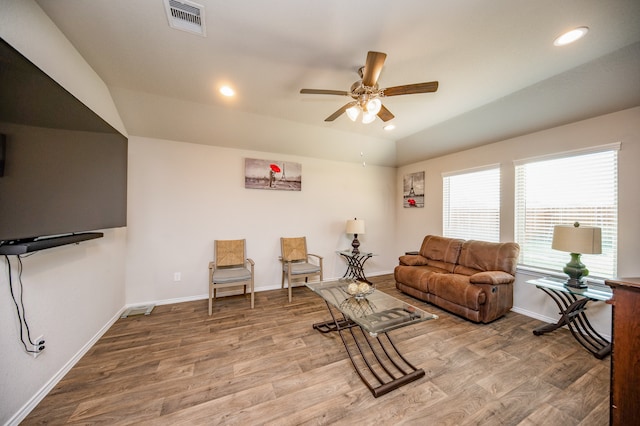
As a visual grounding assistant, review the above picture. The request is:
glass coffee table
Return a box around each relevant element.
[306,280,437,397]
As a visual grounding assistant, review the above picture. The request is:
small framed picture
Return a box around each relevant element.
[403,171,424,208]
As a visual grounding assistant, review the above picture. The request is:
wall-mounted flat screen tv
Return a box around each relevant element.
[0,37,127,253]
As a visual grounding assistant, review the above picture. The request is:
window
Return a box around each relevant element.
[443,165,500,242]
[514,144,619,278]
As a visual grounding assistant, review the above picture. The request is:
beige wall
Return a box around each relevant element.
[397,106,640,334]
[125,136,398,304]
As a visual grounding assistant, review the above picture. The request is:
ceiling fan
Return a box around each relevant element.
[300,51,439,124]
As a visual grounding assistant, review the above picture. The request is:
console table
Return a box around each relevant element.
[306,280,437,397]
[336,250,375,283]
[527,277,612,359]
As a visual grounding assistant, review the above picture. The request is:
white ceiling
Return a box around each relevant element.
[36,0,640,166]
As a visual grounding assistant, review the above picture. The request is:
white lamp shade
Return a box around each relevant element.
[346,219,365,235]
[552,224,602,254]
[362,111,376,124]
[346,105,360,121]
[365,98,382,115]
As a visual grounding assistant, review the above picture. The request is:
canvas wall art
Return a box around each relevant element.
[245,158,302,191]
[403,171,425,207]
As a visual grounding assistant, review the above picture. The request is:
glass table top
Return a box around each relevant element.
[527,277,612,301]
[306,280,437,336]
[336,250,375,257]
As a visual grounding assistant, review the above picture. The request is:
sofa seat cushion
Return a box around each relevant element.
[394,265,449,293]
[427,273,486,310]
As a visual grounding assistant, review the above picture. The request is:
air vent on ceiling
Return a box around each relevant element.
[163,0,206,36]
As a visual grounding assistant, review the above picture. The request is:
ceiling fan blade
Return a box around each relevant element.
[300,88,349,96]
[324,103,352,122]
[362,51,387,87]
[377,104,395,122]
[383,81,439,96]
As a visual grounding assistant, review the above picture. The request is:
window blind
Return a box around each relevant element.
[443,166,500,242]
[514,146,619,278]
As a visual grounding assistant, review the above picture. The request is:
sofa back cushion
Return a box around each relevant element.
[454,240,520,275]
[419,235,464,273]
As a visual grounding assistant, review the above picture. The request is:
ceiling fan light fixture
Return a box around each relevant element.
[299,51,439,124]
[383,123,396,131]
[346,105,360,121]
[362,111,376,124]
[365,98,382,115]
[554,27,589,46]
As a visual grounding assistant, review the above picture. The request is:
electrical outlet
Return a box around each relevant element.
[174,272,181,281]
[32,335,45,358]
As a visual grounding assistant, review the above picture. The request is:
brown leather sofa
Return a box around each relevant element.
[395,235,520,323]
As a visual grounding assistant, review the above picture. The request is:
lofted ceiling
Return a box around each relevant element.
[35,0,640,167]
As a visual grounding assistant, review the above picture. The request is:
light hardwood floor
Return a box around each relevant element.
[23,275,610,425]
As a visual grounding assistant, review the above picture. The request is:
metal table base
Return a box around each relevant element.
[528,277,612,359]
[313,300,425,398]
[533,287,611,359]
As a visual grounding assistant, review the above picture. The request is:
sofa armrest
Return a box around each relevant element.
[398,254,429,266]
[469,271,515,285]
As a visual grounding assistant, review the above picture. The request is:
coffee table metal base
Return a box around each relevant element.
[313,301,425,398]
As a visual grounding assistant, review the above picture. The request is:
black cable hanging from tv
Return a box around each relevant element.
[4,255,43,355]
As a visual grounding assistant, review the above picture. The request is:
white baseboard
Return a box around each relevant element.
[510,306,556,324]
[128,271,396,307]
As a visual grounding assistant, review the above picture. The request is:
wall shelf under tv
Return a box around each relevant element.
[0,232,104,255]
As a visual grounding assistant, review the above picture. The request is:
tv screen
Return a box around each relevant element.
[0,38,127,248]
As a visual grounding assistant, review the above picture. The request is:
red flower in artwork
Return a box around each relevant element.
[408,199,416,206]
[270,164,281,173]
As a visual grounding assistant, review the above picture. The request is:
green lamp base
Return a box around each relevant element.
[563,252,589,289]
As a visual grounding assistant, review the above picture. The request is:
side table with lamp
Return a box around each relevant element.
[526,222,612,358]
[339,218,375,283]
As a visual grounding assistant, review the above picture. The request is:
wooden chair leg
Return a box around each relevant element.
[208,283,213,316]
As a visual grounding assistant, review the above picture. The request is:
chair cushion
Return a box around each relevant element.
[213,267,251,283]
[284,261,320,275]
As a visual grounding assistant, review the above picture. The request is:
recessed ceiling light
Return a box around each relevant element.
[554,27,589,46]
[383,123,396,131]
[220,86,235,97]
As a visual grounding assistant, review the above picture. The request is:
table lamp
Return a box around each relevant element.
[551,222,602,288]
[346,218,365,254]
